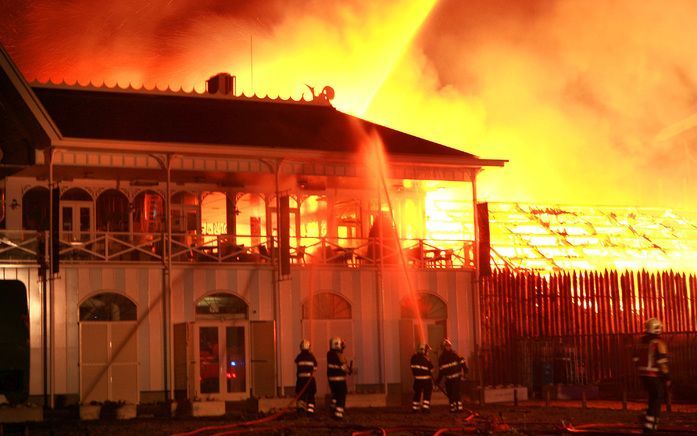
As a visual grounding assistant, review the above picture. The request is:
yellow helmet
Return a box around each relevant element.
[645,318,663,335]
[299,339,311,351]
[329,337,345,351]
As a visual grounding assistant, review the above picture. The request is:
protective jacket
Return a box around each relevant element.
[295,350,318,379]
[327,350,350,381]
[436,349,467,382]
[410,353,434,380]
[634,334,670,379]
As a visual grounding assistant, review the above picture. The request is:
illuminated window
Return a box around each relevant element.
[269,195,300,245]
[335,199,361,240]
[80,292,137,321]
[132,190,164,233]
[236,193,267,246]
[201,192,228,235]
[299,195,327,239]
[171,192,199,233]
[302,292,352,320]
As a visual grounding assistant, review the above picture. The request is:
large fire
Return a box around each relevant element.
[2,0,696,271]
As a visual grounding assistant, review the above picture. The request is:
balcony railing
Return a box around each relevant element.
[0,230,475,269]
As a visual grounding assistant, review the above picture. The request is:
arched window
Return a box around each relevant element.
[302,292,352,320]
[96,189,129,232]
[79,292,137,321]
[22,187,50,230]
[132,190,164,233]
[235,193,267,246]
[299,195,328,239]
[400,293,447,320]
[196,293,248,319]
[171,192,199,233]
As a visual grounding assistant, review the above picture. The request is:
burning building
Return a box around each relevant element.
[0,45,506,407]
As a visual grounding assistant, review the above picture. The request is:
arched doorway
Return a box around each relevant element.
[301,292,354,397]
[78,292,138,404]
[235,193,267,248]
[96,189,129,232]
[192,292,250,400]
[132,190,164,234]
[22,187,50,231]
[399,292,448,395]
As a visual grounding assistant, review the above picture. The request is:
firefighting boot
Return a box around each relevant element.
[422,400,431,413]
[449,402,457,413]
[297,400,306,414]
[643,415,658,433]
[333,406,345,420]
[306,402,315,416]
[412,401,420,413]
[457,400,464,412]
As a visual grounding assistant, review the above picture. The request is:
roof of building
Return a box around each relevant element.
[31,84,482,161]
[487,202,697,272]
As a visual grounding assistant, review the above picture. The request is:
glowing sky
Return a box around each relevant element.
[1,0,696,208]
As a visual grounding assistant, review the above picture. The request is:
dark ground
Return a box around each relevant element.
[4,400,697,435]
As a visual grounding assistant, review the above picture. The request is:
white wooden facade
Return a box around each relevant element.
[0,45,504,406]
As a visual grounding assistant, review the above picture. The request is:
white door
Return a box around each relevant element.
[193,321,250,400]
[79,321,139,404]
[302,319,354,398]
[61,201,94,242]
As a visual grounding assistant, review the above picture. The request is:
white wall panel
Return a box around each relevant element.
[15,258,474,401]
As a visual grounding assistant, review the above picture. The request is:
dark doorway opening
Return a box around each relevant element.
[0,280,29,404]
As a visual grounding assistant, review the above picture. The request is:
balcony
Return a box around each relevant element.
[0,230,475,270]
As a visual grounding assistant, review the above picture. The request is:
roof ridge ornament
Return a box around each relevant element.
[305,84,335,104]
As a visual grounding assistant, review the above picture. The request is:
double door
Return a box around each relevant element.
[174,320,276,400]
[79,321,139,404]
[61,201,94,242]
[399,319,446,393]
[301,319,355,397]
[194,322,249,400]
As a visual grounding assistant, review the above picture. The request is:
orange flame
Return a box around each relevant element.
[4,1,697,208]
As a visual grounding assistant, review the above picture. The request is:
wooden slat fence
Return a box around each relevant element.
[479,269,697,398]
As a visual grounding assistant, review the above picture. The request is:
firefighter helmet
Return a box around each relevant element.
[299,339,311,351]
[329,337,345,351]
[645,318,663,335]
[441,338,453,350]
[416,343,431,354]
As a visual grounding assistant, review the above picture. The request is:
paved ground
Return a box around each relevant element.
[3,400,697,435]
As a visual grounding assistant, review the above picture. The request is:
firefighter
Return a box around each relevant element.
[294,339,318,415]
[633,318,670,433]
[435,338,468,413]
[410,343,434,413]
[327,336,352,420]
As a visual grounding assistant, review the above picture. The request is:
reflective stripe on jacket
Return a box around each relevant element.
[410,353,433,380]
[295,350,318,378]
[437,349,467,382]
[327,350,349,380]
[634,336,669,378]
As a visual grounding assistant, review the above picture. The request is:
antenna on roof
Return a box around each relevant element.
[250,35,254,94]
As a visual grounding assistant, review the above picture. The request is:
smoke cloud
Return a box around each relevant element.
[1,0,696,208]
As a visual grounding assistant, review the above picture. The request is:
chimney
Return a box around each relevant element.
[206,73,236,96]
